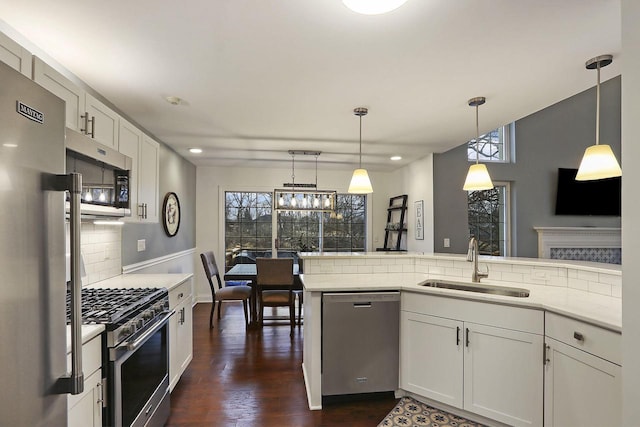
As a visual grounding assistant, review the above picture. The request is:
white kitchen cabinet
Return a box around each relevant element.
[169,277,193,391]
[67,334,103,427]
[85,92,119,150]
[138,134,160,222]
[400,292,544,427]
[33,56,119,149]
[33,56,86,131]
[544,313,621,427]
[118,121,160,223]
[400,311,463,407]
[0,31,31,76]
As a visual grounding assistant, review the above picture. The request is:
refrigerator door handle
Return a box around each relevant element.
[44,172,84,395]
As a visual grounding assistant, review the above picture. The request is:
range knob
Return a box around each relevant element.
[143,309,154,320]
[119,324,133,339]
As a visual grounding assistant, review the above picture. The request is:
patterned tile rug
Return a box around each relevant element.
[378,396,486,427]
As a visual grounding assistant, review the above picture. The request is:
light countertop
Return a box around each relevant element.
[87,273,193,292]
[301,272,622,332]
[66,324,104,353]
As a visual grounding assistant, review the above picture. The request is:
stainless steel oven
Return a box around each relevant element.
[108,311,172,427]
[68,287,172,427]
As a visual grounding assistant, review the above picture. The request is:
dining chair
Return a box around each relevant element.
[256,257,295,335]
[200,251,252,329]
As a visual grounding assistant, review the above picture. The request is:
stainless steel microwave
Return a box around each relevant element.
[65,128,133,218]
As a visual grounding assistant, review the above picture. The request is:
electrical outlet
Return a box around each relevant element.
[137,239,146,252]
[444,238,450,248]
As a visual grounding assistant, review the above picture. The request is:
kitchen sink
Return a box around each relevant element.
[418,279,530,297]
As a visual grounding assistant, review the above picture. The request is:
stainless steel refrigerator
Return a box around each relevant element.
[0,61,84,425]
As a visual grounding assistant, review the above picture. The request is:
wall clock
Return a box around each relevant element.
[162,192,181,237]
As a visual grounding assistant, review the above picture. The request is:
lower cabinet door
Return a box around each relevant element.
[400,311,463,408]
[463,322,543,427]
[67,369,103,427]
[544,337,621,427]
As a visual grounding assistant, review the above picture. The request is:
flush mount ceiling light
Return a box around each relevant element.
[165,96,182,105]
[189,148,203,154]
[348,107,374,194]
[463,97,494,191]
[390,155,402,161]
[576,55,622,181]
[342,0,409,15]
[274,150,337,212]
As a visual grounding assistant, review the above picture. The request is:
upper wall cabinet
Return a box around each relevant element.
[33,56,119,150]
[0,32,32,77]
[119,118,159,223]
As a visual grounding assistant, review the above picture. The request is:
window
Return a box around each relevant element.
[224,192,366,268]
[467,183,510,256]
[467,124,513,163]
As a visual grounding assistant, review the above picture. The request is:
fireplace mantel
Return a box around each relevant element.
[534,227,621,263]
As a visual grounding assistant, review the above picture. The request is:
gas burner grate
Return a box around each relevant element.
[66,287,167,324]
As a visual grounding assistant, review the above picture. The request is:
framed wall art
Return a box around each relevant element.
[415,200,424,240]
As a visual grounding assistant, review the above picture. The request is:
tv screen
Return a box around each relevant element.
[555,168,621,216]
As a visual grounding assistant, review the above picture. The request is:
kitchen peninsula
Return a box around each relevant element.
[300,252,622,427]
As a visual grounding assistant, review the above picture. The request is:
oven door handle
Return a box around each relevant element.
[118,310,175,352]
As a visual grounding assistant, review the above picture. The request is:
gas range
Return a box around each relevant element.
[66,287,170,347]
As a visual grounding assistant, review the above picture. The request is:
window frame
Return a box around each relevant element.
[467,181,511,257]
[467,123,514,164]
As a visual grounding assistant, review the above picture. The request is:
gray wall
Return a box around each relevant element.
[122,144,196,264]
[434,76,621,257]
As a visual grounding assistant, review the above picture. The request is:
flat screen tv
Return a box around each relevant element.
[555,168,621,216]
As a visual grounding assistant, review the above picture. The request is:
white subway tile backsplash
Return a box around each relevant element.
[365,258,382,266]
[598,273,622,287]
[501,272,524,283]
[373,265,390,273]
[568,278,588,291]
[388,265,403,273]
[341,265,358,274]
[444,267,463,277]
[588,281,612,296]
[428,266,445,275]
[567,269,578,279]
[547,276,568,287]
[577,270,599,282]
[357,265,374,274]
[612,284,622,298]
[487,263,512,272]
[436,259,454,268]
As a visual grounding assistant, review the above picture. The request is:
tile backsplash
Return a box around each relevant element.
[302,254,622,298]
[67,222,122,285]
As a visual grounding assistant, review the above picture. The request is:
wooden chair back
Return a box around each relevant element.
[200,251,224,292]
[256,257,294,288]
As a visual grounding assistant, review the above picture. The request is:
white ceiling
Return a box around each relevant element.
[0,0,621,171]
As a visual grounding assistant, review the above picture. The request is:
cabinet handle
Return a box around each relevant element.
[81,112,89,135]
[178,292,184,299]
[456,326,460,346]
[465,327,470,347]
[573,331,584,342]
[544,343,550,365]
[180,307,185,325]
[143,203,148,219]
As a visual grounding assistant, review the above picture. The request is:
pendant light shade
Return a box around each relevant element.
[349,169,373,194]
[342,0,409,15]
[348,107,373,194]
[576,55,621,181]
[463,164,494,191]
[463,97,494,191]
[576,144,622,181]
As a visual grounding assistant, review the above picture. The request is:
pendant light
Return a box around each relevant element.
[575,55,622,181]
[342,0,409,15]
[348,107,373,194]
[463,97,494,191]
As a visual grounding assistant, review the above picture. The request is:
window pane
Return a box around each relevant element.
[467,124,511,163]
[467,185,507,256]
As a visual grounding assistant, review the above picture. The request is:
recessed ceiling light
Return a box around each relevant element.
[189,148,203,154]
[165,96,182,105]
[342,0,409,15]
[3,143,18,148]
[390,156,402,161]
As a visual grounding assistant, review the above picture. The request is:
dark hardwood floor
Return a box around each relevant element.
[166,302,399,427]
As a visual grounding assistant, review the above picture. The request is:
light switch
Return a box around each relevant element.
[443,238,450,248]
[137,239,146,252]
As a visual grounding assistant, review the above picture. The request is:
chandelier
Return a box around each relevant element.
[274,151,337,212]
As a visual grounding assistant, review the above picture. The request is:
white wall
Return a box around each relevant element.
[194,164,396,302]
[621,1,640,424]
[390,154,435,253]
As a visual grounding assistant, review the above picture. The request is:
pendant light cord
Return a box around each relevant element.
[291,153,295,188]
[359,114,363,168]
[475,104,480,165]
[596,62,601,146]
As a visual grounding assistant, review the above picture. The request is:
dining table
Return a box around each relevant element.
[224,262,302,326]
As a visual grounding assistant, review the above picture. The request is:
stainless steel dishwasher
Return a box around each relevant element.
[322,291,400,396]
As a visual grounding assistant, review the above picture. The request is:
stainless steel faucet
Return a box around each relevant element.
[467,237,488,283]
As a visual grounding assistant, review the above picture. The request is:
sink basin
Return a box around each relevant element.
[418,279,530,298]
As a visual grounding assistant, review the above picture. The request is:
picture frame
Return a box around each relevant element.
[415,200,424,240]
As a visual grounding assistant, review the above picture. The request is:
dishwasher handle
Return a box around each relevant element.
[353,302,372,308]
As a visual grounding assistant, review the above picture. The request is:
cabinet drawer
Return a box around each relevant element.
[545,312,621,365]
[67,334,102,377]
[169,279,193,309]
